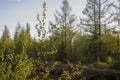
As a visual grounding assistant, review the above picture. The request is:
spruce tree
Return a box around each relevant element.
[80,0,113,61]
[53,0,77,62]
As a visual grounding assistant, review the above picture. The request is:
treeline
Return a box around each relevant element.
[0,0,120,80]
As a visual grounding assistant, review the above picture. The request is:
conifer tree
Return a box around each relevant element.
[53,0,77,62]
[80,0,113,61]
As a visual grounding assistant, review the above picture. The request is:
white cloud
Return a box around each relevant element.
[16,0,21,2]
[8,0,22,2]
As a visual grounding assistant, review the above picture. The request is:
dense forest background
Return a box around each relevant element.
[0,0,120,80]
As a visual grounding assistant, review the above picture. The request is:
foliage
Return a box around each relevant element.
[1,0,120,80]
[51,0,77,62]
[35,1,47,40]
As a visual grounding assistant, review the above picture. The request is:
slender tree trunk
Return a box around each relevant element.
[64,12,67,60]
[93,0,97,60]
[98,0,102,60]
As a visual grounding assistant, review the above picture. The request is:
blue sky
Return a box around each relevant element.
[0,0,86,37]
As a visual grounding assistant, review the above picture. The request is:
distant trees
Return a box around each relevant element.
[1,0,120,79]
[80,0,114,61]
[113,0,120,26]
[14,23,32,54]
[111,0,120,61]
[0,25,13,62]
[51,0,77,62]
[0,26,33,80]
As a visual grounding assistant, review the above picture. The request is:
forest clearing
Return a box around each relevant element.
[0,0,120,80]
